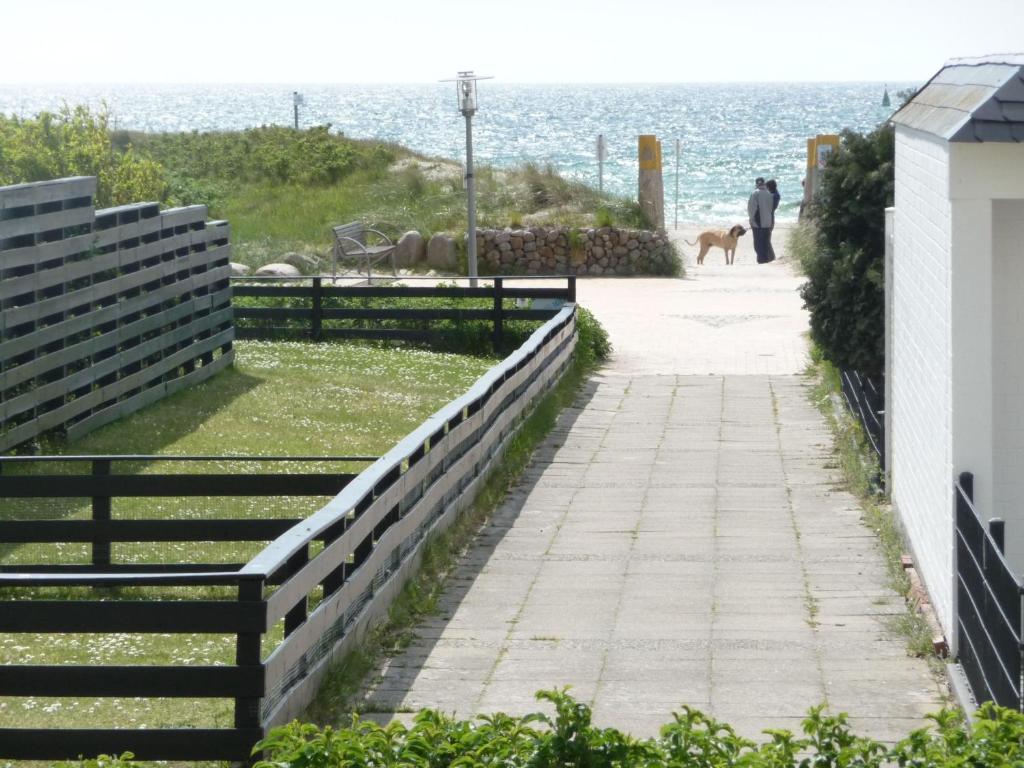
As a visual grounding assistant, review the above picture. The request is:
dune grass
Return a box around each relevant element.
[222,162,648,268]
[129,126,646,269]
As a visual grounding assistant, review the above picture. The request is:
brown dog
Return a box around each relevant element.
[684,225,747,265]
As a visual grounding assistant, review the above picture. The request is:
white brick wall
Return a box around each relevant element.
[993,200,1024,566]
[892,127,955,635]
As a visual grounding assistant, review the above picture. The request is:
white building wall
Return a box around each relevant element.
[950,143,1024,570]
[992,200,1024,567]
[950,198,993,525]
[892,127,955,635]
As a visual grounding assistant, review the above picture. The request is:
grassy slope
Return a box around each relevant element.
[220,164,648,268]
[128,129,646,269]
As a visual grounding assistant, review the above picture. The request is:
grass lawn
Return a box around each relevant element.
[0,340,495,733]
[65,339,494,459]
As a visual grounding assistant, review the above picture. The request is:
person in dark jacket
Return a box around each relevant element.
[747,177,774,263]
[765,179,780,262]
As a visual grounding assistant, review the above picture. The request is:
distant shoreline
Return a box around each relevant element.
[0,82,903,225]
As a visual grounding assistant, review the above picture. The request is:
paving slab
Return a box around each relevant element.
[354,226,946,742]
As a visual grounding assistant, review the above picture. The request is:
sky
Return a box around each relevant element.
[1,0,1022,84]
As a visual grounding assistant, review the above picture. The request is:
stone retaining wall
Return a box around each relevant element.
[477,226,676,276]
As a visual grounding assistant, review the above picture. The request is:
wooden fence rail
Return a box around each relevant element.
[1,177,234,452]
[231,275,575,348]
[0,306,577,761]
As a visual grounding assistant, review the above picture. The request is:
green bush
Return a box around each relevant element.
[799,125,893,375]
[0,106,166,207]
[252,688,1024,767]
[645,240,683,277]
[132,125,392,188]
[576,306,612,367]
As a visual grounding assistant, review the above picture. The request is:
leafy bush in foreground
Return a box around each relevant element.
[251,688,1022,767]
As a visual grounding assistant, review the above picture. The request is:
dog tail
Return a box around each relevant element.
[682,238,698,246]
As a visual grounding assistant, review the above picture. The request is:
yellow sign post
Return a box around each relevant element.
[638,135,665,230]
[811,134,840,170]
[802,134,840,219]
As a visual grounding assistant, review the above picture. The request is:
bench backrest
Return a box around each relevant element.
[332,222,366,247]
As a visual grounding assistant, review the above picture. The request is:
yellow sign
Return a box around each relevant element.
[638,135,661,170]
[808,134,839,171]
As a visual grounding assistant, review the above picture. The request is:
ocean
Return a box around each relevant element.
[0,82,909,224]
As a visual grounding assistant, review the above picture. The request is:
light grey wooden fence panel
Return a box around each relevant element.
[257,310,577,727]
[0,177,235,451]
[0,177,95,209]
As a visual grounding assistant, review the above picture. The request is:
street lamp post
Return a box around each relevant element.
[442,71,492,287]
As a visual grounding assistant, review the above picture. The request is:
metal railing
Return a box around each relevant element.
[0,305,577,761]
[231,274,575,349]
[840,368,885,472]
[954,471,1024,711]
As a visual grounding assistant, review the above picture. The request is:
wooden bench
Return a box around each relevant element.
[330,222,397,281]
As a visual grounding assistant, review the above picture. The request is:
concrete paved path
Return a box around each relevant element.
[357,226,945,740]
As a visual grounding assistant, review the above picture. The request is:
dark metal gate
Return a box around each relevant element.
[954,471,1024,710]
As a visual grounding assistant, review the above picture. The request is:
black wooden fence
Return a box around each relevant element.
[0,306,577,761]
[231,275,575,349]
[0,455,373,572]
[840,369,885,472]
[955,471,1024,711]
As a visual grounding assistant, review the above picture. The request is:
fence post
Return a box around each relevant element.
[960,471,975,502]
[311,277,323,341]
[234,577,264,732]
[567,275,577,304]
[91,459,112,567]
[989,518,1006,555]
[492,278,504,351]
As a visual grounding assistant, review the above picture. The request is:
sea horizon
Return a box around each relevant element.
[0,81,915,225]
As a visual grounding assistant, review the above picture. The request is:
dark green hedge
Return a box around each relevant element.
[800,125,894,375]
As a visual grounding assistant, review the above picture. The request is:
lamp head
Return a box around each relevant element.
[457,72,477,116]
[441,71,492,117]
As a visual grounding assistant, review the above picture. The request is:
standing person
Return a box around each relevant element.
[765,179,780,262]
[747,177,774,264]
